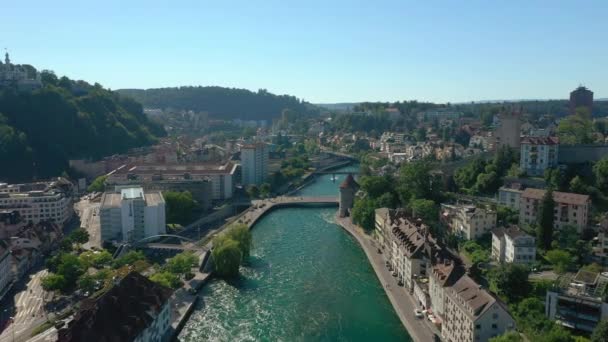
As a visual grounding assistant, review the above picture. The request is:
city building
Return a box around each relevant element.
[441,203,497,240]
[107,162,237,201]
[495,110,522,150]
[99,187,166,242]
[0,241,13,300]
[592,224,608,266]
[491,226,536,264]
[520,136,559,176]
[240,143,269,186]
[417,110,463,122]
[0,178,74,226]
[498,183,524,210]
[338,174,359,217]
[58,272,173,342]
[570,86,594,115]
[443,275,515,342]
[0,51,42,90]
[546,270,608,333]
[429,257,465,319]
[519,188,590,233]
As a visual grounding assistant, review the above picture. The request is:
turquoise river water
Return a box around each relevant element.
[179,166,411,341]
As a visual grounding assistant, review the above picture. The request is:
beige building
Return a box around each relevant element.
[443,275,515,342]
[495,110,522,150]
[441,204,497,240]
[519,188,590,233]
[492,226,536,264]
[429,258,464,319]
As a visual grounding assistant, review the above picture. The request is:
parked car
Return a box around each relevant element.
[414,309,424,318]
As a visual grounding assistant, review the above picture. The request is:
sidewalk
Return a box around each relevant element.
[336,216,439,342]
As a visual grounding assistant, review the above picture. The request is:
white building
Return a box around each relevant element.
[443,275,515,342]
[0,178,73,226]
[441,203,497,240]
[240,143,269,186]
[520,136,559,176]
[100,187,165,242]
[492,226,536,264]
[498,184,524,210]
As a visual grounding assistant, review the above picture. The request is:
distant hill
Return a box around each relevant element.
[315,103,360,111]
[117,86,319,121]
[0,70,165,182]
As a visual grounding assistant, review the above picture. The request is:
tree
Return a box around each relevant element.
[78,250,112,268]
[166,252,198,276]
[112,250,147,269]
[558,108,594,145]
[246,185,259,199]
[69,228,90,245]
[489,331,523,342]
[149,271,182,289]
[259,183,271,198]
[226,224,253,261]
[359,175,392,199]
[591,319,608,342]
[487,264,531,303]
[537,188,555,250]
[164,191,197,224]
[512,297,555,337]
[398,161,441,204]
[546,249,573,274]
[87,175,107,192]
[212,238,242,278]
[410,199,438,223]
[351,197,376,231]
[57,254,85,285]
[569,176,589,194]
[593,158,608,193]
[41,274,67,292]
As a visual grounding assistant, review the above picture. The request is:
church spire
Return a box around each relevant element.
[4,49,9,65]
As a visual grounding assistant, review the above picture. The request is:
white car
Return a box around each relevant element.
[414,309,424,318]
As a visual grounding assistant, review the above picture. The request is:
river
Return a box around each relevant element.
[179,166,411,341]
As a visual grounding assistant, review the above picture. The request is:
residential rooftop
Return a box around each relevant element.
[521,188,590,206]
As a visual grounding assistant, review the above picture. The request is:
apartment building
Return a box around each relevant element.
[443,275,515,341]
[107,161,237,201]
[441,203,497,240]
[492,226,536,264]
[546,270,608,333]
[519,188,590,233]
[100,187,165,242]
[0,242,12,300]
[240,143,269,186]
[498,183,524,210]
[519,136,559,176]
[429,258,465,319]
[0,178,74,226]
[59,272,173,342]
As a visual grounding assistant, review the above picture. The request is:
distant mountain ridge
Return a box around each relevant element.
[117,86,319,121]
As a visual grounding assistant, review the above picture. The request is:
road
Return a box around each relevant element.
[74,198,101,250]
[0,270,50,342]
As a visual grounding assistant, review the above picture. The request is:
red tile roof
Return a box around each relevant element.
[339,174,359,189]
[522,188,590,206]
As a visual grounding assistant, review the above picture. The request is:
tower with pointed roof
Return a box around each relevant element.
[339,173,359,217]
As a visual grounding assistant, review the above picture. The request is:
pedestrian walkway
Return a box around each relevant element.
[336,216,440,342]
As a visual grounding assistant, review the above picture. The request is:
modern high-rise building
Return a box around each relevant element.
[100,187,165,242]
[240,143,269,186]
[569,86,593,115]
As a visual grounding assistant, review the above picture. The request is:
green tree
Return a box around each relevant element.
[57,254,86,285]
[351,197,376,231]
[212,238,242,278]
[259,183,271,198]
[78,250,112,268]
[359,175,392,199]
[112,250,147,269]
[41,274,67,292]
[487,264,531,303]
[569,176,589,194]
[593,158,608,193]
[69,228,90,245]
[410,199,438,223]
[246,184,260,199]
[166,252,198,276]
[591,319,608,342]
[558,108,594,145]
[164,191,197,224]
[489,331,523,342]
[546,249,573,274]
[149,271,182,289]
[537,188,555,249]
[398,161,441,204]
[226,224,253,261]
[87,175,107,192]
[512,297,555,337]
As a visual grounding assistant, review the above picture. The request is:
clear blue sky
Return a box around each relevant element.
[1,0,607,103]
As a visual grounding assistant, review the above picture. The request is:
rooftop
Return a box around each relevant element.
[58,272,173,342]
[339,174,359,190]
[522,188,590,206]
[121,187,144,200]
[449,275,501,319]
[521,136,559,145]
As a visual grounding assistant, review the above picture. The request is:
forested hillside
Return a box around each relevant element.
[117,86,318,120]
[0,70,166,182]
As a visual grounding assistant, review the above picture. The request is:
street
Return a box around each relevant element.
[0,269,50,342]
[74,198,101,250]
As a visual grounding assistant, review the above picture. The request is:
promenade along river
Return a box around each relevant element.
[179,166,411,341]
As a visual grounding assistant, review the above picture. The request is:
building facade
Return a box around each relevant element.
[495,110,522,150]
[443,275,515,342]
[441,204,497,240]
[100,187,166,242]
[498,184,524,210]
[546,270,608,333]
[520,136,559,176]
[0,242,13,300]
[492,226,536,264]
[0,178,73,226]
[519,188,590,233]
[569,86,593,115]
[338,174,359,217]
[240,143,269,186]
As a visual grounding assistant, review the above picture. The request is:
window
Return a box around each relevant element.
[475,324,481,329]
[492,324,498,329]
